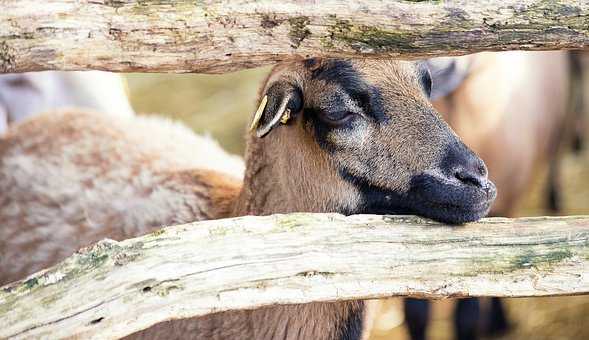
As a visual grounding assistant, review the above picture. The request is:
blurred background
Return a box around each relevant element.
[124,51,589,340]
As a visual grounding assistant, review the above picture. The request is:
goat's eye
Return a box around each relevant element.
[320,110,354,125]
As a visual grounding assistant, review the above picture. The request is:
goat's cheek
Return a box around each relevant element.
[335,182,364,213]
[331,123,370,149]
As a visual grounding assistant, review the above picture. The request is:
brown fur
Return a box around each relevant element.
[135,301,366,340]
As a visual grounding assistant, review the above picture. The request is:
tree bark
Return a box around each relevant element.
[0,0,588,74]
[1,213,588,339]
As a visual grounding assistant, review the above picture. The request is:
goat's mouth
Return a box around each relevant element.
[403,172,496,224]
[350,172,496,225]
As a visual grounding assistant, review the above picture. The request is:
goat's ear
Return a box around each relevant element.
[250,82,302,138]
[425,57,470,101]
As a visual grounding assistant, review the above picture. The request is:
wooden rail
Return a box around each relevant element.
[1,213,588,339]
[2,1,589,339]
[0,0,588,74]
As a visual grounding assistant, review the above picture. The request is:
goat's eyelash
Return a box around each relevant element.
[324,110,351,121]
[318,110,359,126]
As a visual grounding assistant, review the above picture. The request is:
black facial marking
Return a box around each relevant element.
[304,60,364,152]
[337,142,495,225]
[312,60,365,93]
[338,168,412,216]
[305,60,391,152]
[313,61,369,108]
[304,107,339,153]
[365,85,387,122]
[312,60,389,122]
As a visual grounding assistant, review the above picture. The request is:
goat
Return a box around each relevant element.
[402,51,572,340]
[0,58,496,340]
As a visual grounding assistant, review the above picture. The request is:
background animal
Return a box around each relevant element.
[402,51,572,340]
[0,58,494,340]
[0,71,134,134]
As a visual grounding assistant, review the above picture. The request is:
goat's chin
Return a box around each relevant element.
[403,198,493,224]
[357,204,491,225]
[346,177,496,225]
[339,170,496,225]
[356,193,493,225]
[404,172,497,224]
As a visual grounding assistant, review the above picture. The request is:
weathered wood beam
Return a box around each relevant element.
[1,0,588,74]
[1,213,588,339]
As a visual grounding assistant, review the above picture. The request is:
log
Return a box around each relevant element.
[1,213,588,339]
[1,0,588,74]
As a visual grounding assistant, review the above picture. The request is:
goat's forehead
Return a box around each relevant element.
[353,59,419,84]
[309,82,363,113]
[306,59,419,91]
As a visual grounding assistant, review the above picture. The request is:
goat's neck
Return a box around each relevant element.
[231,137,293,216]
[231,135,345,216]
[214,138,370,340]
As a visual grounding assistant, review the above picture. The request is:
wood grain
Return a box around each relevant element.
[1,213,588,339]
[1,1,588,74]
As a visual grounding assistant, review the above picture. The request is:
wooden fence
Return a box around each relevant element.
[1,214,589,339]
[1,0,588,74]
[1,1,589,339]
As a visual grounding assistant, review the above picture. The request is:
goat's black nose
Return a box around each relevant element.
[410,142,497,224]
[439,141,495,198]
[453,155,488,189]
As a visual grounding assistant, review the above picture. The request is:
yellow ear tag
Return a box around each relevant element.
[280,108,291,124]
[249,95,268,131]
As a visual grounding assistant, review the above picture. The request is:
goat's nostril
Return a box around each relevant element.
[441,144,490,190]
[454,169,485,188]
[478,164,487,176]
